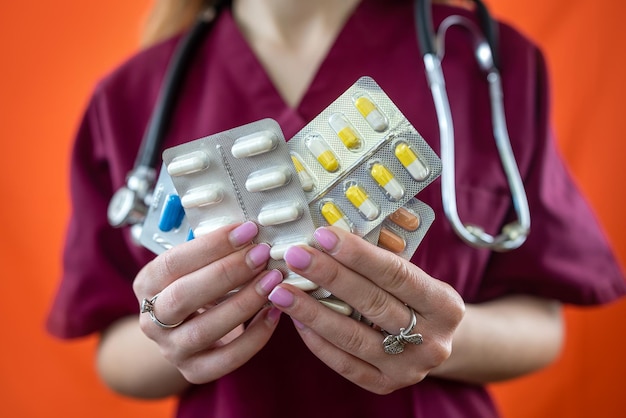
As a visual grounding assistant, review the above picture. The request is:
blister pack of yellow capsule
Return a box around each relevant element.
[288,76,441,237]
[159,119,328,294]
[368,198,435,260]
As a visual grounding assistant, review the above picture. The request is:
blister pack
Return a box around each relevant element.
[288,76,441,237]
[159,119,320,285]
[368,198,435,260]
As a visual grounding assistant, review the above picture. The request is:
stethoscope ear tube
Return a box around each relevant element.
[108,6,221,230]
[415,0,436,56]
[472,0,500,69]
[416,0,530,251]
[136,8,218,170]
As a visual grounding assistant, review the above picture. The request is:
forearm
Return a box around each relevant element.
[97,316,191,399]
[429,295,563,384]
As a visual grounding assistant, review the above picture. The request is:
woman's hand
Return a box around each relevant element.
[269,226,465,394]
[132,221,283,385]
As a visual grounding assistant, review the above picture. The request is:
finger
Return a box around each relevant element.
[138,242,272,330]
[283,243,411,334]
[161,269,283,357]
[300,226,463,327]
[269,284,388,360]
[135,221,260,296]
[177,306,282,384]
[269,284,428,393]
[290,317,426,395]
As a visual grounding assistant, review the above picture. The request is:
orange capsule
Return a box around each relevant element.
[378,227,406,254]
[388,207,420,231]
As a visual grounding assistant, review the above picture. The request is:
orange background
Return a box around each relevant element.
[0,1,624,417]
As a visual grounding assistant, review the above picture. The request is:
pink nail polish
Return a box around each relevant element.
[258,269,283,295]
[246,243,271,268]
[314,227,339,252]
[229,221,258,248]
[284,246,312,270]
[266,307,282,325]
[268,286,294,308]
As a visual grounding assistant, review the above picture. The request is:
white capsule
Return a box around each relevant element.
[245,166,291,192]
[319,298,354,316]
[283,273,319,291]
[270,239,310,260]
[194,216,234,236]
[231,130,278,158]
[257,202,303,226]
[167,151,209,176]
[181,185,223,208]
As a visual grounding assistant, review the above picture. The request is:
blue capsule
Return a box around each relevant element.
[158,194,185,232]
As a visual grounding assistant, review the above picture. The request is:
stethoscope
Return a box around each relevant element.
[107,0,530,251]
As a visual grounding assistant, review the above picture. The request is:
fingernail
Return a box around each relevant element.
[292,318,306,330]
[269,286,294,308]
[266,307,282,325]
[284,246,312,270]
[229,221,258,248]
[314,227,339,253]
[246,243,271,268]
[257,269,283,295]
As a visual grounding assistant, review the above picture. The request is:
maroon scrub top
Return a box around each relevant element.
[47,2,626,417]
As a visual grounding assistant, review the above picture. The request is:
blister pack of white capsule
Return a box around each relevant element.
[288,76,441,237]
[368,198,435,260]
[139,163,193,254]
[160,119,322,287]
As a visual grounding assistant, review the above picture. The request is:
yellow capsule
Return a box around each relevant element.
[329,113,361,150]
[370,163,405,200]
[345,184,380,221]
[306,134,340,173]
[394,142,429,181]
[290,155,315,192]
[354,95,388,132]
[321,201,352,232]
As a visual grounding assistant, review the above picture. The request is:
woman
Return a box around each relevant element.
[47,0,626,417]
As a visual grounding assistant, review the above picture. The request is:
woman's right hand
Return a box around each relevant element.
[132,221,283,384]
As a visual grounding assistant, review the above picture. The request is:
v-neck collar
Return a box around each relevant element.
[216,2,369,115]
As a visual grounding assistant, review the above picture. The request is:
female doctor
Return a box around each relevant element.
[47,0,626,417]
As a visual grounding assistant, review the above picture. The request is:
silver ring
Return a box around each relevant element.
[140,293,184,329]
[382,307,423,354]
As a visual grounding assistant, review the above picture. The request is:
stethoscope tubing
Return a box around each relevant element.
[112,0,531,251]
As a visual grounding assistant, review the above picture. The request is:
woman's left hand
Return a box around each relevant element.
[268,226,465,394]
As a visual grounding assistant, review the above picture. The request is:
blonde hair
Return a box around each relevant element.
[141,0,215,47]
[141,0,471,47]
